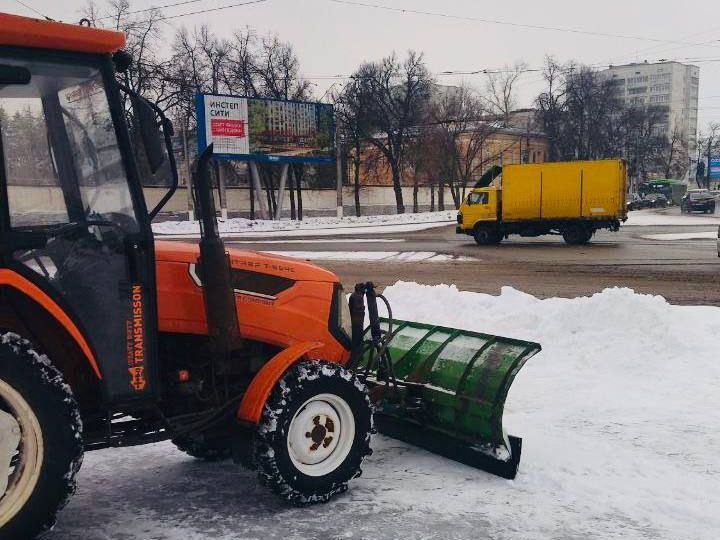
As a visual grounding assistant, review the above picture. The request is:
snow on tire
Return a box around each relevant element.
[0,333,83,540]
[255,360,373,505]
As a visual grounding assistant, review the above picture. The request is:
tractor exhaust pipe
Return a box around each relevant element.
[348,284,366,368]
[193,144,242,353]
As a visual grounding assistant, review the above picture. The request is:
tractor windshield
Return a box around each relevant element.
[0,56,138,231]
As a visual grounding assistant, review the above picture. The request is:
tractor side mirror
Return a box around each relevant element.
[133,96,166,174]
[0,64,31,86]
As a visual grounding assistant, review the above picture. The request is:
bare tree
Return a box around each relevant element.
[335,80,373,217]
[655,124,689,179]
[428,84,496,208]
[256,35,313,100]
[485,62,526,126]
[347,51,433,213]
[536,56,566,162]
[621,105,666,186]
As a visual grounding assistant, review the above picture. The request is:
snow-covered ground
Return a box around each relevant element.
[260,250,476,262]
[625,210,720,226]
[152,209,720,239]
[153,211,457,237]
[642,231,717,241]
[52,284,720,540]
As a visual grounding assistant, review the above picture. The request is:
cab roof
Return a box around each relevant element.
[0,12,125,55]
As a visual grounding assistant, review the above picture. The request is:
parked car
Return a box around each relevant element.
[627,193,642,211]
[717,226,720,257]
[626,193,657,210]
[681,190,716,213]
[645,193,668,208]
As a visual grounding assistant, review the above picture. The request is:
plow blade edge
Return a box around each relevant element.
[360,319,541,479]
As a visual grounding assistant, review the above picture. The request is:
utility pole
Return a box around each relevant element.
[181,116,194,221]
[217,163,228,220]
[275,163,290,220]
[249,161,270,220]
[335,128,343,218]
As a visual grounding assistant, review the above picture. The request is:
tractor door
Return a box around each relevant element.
[0,51,159,405]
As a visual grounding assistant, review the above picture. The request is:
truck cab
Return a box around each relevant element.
[458,188,499,230]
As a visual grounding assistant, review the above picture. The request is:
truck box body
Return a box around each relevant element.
[457,159,628,245]
[501,159,627,221]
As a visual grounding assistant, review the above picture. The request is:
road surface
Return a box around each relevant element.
[221,212,719,305]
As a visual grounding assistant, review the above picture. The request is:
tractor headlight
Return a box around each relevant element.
[329,283,352,349]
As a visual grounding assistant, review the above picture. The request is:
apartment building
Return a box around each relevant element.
[602,61,700,156]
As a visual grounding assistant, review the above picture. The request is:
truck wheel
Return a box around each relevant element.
[255,360,373,505]
[0,333,83,540]
[473,225,499,245]
[171,434,232,462]
[562,225,590,245]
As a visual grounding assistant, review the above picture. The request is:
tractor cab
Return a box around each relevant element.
[0,19,175,408]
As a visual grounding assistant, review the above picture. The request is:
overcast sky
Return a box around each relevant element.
[3,0,720,128]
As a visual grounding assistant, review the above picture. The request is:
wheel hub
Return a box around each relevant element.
[287,393,355,477]
[0,379,44,528]
[0,409,21,497]
[307,416,335,450]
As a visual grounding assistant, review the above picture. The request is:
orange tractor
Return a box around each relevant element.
[0,13,540,540]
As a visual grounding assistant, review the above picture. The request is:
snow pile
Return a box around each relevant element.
[376,282,720,539]
[153,210,456,237]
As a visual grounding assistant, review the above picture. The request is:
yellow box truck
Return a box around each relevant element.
[457,159,628,245]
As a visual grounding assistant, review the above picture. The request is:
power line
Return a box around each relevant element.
[96,0,205,21]
[98,0,270,25]
[605,24,720,66]
[12,0,50,19]
[326,0,720,49]
[156,0,270,21]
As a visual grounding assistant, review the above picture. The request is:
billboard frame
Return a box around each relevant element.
[195,93,336,164]
[709,157,720,180]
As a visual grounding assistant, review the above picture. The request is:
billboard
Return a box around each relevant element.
[196,93,335,163]
[710,157,720,179]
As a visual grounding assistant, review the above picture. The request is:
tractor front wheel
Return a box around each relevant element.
[255,361,372,505]
[0,333,83,540]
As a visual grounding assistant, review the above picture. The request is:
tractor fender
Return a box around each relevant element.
[0,269,101,378]
[237,341,324,424]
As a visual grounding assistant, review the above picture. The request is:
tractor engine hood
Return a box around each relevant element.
[154,240,340,283]
[154,240,350,363]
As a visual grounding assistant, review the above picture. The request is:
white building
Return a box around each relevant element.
[602,61,700,157]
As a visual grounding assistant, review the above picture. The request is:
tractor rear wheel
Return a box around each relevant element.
[0,333,83,540]
[255,360,372,505]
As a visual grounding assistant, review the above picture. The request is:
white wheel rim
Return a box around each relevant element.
[0,378,44,527]
[287,393,355,477]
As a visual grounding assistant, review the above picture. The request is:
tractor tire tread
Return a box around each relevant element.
[254,360,372,506]
[0,332,83,540]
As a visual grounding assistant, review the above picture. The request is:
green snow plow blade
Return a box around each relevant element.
[358,318,541,479]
